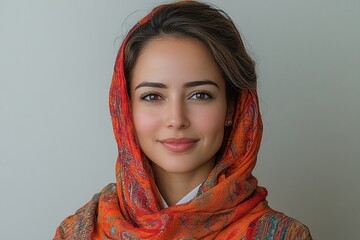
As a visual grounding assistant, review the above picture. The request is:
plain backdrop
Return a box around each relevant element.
[1,0,359,239]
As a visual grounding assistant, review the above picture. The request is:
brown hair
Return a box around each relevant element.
[124,0,257,102]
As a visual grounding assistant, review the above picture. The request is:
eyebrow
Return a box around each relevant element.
[134,80,219,90]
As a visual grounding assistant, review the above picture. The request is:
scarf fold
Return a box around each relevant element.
[54,3,275,239]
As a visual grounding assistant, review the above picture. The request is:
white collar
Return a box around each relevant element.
[159,183,202,208]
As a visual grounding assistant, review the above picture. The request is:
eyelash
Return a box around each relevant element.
[139,91,214,102]
[189,91,214,101]
[140,92,164,102]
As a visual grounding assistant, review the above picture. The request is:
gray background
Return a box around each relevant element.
[1,0,359,239]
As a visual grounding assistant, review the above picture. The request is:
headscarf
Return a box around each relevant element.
[54,2,275,239]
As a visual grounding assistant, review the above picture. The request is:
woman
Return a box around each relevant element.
[54,1,312,239]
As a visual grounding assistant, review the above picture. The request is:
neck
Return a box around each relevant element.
[152,158,215,206]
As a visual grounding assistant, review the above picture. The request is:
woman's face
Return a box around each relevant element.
[130,36,228,175]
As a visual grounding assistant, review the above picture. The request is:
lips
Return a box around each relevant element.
[159,138,199,153]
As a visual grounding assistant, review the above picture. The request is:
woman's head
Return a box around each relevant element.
[130,36,228,177]
[121,0,258,177]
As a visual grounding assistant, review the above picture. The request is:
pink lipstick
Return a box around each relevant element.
[159,138,198,153]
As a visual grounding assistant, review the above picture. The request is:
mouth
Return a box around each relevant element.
[158,138,199,153]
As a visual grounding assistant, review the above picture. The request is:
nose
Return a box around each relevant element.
[165,99,190,129]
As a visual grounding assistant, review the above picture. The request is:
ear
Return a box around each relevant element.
[225,100,235,126]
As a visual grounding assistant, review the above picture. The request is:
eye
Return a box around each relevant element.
[140,93,164,102]
[189,91,213,100]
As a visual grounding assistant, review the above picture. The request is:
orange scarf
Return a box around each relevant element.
[54,3,274,239]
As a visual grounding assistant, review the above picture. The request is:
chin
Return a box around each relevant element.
[157,162,198,174]
[151,155,214,175]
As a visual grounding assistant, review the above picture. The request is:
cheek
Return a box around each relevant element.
[190,106,227,135]
[133,108,161,137]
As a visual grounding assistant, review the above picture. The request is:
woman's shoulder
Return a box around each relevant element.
[54,183,117,239]
[245,211,312,240]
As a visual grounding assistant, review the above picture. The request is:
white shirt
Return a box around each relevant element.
[159,183,202,208]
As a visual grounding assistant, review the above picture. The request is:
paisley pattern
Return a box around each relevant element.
[245,212,312,240]
[54,1,312,239]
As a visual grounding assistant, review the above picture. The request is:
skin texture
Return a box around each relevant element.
[130,36,230,206]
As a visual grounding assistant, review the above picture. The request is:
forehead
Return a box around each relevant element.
[131,36,224,88]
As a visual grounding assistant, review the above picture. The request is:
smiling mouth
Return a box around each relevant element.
[159,138,199,153]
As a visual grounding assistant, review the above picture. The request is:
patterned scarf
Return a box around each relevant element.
[54,3,274,239]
